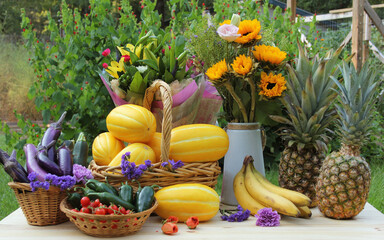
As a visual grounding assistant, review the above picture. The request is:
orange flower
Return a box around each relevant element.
[206,59,228,82]
[231,55,253,75]
[161,222,178,235]
[235,19,262,44]
[253,45,287,65]
[186,216,199,229]
[259,72,287,98]
[219,20,231,26]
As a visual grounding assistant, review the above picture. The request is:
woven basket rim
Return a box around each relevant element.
[60,197,158,220]
[8,181,63,192]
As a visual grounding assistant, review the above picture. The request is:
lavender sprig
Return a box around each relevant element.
[220,205,251,222]
[121,152,152,180]
[28,172,77,192]
[161,159,184,172]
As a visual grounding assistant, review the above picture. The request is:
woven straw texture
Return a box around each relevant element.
[60,197,158,237]
[8,182,68,226]
[90,80,221,189]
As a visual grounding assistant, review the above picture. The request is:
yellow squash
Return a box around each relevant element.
[108,143,156,166]
[169,124,229,162]
[106,104,156,143]
[154,183,220,222]
[146,132,162,163]
[92,132,125,166]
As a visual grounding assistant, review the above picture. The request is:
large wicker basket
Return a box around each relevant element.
[8,182,68,226]
[90,80,221,189]
[60,197,158,237]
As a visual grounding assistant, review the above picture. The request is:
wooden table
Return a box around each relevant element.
[0,204,383,240]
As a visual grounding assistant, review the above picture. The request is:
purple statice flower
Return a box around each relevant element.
[255,208,280,227]
[144,160,153,169]
[220,205,251,222]
[161,162,169,168]
[72,164,93,184]
[121,151,131,161]
[30,180,50,192]
[120,154,150,180]
[28,172,37,182]
[44,174,76,190]
[161,159,184,171]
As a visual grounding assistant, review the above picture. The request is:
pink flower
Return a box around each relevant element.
[102,63,108,69]
[122,55,130,62]
[217,24,241,42]
[102,48,111,56]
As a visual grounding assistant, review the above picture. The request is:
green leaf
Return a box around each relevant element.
[130,71,146,94]
[75,57,86,71]
[137,59,159,71]
[42,109,51,124]
[164,70,173,83]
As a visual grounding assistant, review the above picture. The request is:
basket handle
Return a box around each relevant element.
[143,80,173,163]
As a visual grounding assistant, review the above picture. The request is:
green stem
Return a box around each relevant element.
[223,81,248,123]
[244,77,256,122]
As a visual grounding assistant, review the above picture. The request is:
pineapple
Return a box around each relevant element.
[271,43,343,207]
[316,62,378,219]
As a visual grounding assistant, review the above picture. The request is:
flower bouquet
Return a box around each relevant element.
[100,30,222,129]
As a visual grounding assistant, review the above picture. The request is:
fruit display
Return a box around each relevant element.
[316,62,377,219]
[169,124,229,162]
[154,183,220,222]
[270,44,343,206]
[106,104,156,143]
[92,132,125,166]
[234,155,312,218]
[108,143,156,167]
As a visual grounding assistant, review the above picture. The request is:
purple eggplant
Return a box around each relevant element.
[37,151,63,176]
[40,111,67,162]
[25,144,48,182]
[57,146,73,175]
[0,149,29,183]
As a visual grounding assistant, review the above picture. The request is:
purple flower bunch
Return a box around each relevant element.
[255,208,281,227]
[120,152,153,180]
[161,159,184,171]
[220,205,251,222]
[28,172,77,192]
[72,164,93,184]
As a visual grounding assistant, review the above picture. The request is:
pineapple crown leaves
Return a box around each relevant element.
[271,41,343,151]
[331,61,381,146]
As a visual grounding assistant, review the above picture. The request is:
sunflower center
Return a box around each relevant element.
[266,82,276,90]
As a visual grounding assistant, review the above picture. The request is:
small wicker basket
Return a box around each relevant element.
[90,80,221,189]
[60,197,158,237]
[8,182,68,226]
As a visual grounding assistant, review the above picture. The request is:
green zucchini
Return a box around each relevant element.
[73,132,89,167]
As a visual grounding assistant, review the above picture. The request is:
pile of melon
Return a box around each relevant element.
[92,104,230,167]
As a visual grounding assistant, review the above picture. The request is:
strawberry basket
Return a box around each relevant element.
[60,197,158,237]
[90,80,221,189]
[8,182,68,226]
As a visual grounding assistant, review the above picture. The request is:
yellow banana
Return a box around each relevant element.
[233,165,266,215]
[244,158,300,217]
[298,206,312,218]
[250,163,312,207]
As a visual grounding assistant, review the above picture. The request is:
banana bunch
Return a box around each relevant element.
[233,155,312,218]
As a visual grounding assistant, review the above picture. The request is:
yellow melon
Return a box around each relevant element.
[108,143,156,166]
[169,124,229,162]
[154,183,220,222]
[146,132,162,163]
[106,104,156,143]
[92,132,125,166]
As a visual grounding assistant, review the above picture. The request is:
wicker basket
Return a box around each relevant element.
[8,182,68,226]
[60,197,158,237]
[90,80,221,189]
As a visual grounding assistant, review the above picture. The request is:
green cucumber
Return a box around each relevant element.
[73,132,88,167]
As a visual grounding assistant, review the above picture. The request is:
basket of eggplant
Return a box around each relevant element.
[1,111,90,226]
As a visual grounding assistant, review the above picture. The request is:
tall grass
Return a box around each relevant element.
[0,37,39,121]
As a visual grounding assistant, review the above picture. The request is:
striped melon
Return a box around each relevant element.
[106,104,156,143]
[108,143,156,166]
[146,132,162,163]
[154,183,220,222]
[169,124,229,162]
[92,132,125,166]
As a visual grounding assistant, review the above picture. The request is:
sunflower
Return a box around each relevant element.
[253,45,287,65]
[231,55,253,75]
[219,20,231,26]
[206,59,228,83]
[259,72,287,98]
[235,19,262,44]
[106,58,125,79]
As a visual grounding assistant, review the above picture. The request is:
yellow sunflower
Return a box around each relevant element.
[235,19,262,44]
[231,55,253,75]
[106,58,125,79]
[253,45,287,65]
[206,59,228,82]
[259,72,287,98]
[219,20,231,26]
